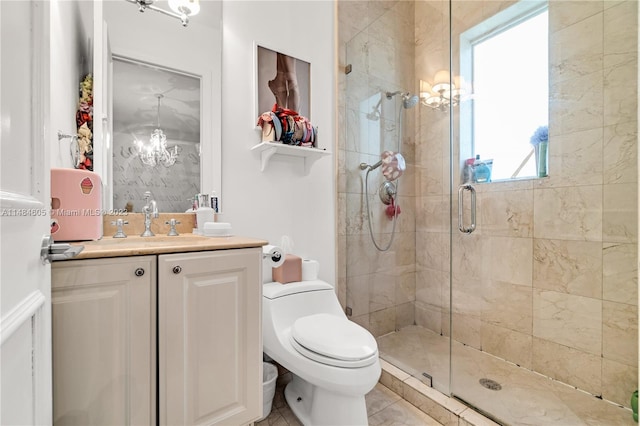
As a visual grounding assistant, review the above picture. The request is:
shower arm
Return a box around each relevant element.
[359,160,383,172]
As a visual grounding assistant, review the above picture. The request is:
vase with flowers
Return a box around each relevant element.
[530,125,548,177]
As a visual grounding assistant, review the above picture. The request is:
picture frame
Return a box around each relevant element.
[255,44,311,121]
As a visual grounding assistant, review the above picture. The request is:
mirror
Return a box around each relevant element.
[100,0,222,213]
[112,57,201,213]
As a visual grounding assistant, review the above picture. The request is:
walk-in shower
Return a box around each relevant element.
[340,0,638,424]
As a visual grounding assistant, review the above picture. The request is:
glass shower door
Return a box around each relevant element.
[341,0,452,398]
[448,1,639,424]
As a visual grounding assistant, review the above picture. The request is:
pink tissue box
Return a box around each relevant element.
[272,254,302,284]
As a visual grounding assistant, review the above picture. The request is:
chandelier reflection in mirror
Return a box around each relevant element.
[420,70,471,112]
[125,0,200,27]
[133,94,179,167]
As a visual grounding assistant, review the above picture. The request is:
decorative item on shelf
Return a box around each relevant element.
[462,157,475,183]
[124,0,200,27]
[256,45,311,124]
[529,125,548,178]
[472,155,493,183]
[256,103,317,147]
[133,94,179,168]
[419,71,471,112]
[75,73,93,171]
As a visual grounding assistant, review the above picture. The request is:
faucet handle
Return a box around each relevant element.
[110,219,129,238]
[165,219,181,236]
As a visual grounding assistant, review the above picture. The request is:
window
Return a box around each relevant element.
[460,4,548,182]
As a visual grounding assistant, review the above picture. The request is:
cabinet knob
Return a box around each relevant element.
[134,267,145,277]
[172,265,182,274]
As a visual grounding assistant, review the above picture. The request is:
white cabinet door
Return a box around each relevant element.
[159,248,262,426]
[52,256,156,426]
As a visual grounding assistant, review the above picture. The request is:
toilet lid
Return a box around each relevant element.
[291,313,378,362]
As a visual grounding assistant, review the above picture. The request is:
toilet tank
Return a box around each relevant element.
[263,280,346,329]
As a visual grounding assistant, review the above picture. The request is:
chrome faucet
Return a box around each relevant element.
[141,191,159,237]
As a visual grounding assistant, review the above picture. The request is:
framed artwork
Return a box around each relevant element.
[255,45,311,120]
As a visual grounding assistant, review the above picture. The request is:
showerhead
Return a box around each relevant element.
[366,98,382,121]
[385,91,420,109]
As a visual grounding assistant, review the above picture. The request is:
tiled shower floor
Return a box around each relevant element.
[377,325,634,425]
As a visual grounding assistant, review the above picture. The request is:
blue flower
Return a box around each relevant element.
[530,125,548,146]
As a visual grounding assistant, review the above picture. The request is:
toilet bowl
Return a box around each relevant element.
[262,280,381,426]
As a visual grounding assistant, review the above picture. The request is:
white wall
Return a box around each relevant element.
[49,0,92,169]
[47,0,336,284]
[222,1,336,284]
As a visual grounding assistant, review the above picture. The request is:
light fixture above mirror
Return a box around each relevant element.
[125,0,200,27]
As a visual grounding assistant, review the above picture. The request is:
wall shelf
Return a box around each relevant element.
[251,142,332,175]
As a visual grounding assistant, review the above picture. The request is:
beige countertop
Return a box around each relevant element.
[65,234,268,260]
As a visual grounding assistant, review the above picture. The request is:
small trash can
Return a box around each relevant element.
[259,362,278,421]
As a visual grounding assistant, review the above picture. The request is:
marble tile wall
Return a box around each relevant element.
[338,0,637,411]
[337,1,418,336]
[413,0,638,408]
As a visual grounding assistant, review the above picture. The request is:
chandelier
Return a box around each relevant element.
[420,71,470,112]
[125,0,200,27]
[134,94,178,167]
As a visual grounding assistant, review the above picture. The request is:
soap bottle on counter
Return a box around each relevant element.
[196,206,215,233]
[194,193,215,234]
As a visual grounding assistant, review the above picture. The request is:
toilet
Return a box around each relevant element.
[262,280,381,426]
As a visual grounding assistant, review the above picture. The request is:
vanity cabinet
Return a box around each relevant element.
[52,256,156,426]
[52,246,263,426]
[158,248,262,426]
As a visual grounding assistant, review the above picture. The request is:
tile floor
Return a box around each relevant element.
[257,325,634,425]
[377,325,635,425]
[256,371,441,426]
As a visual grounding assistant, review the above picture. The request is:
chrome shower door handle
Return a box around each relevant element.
[458,184,476,234]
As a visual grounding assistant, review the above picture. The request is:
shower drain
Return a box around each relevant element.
[479,378,502,391]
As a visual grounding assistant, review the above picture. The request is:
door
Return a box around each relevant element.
[0,1,52,425]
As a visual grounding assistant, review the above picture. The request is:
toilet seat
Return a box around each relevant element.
[290,313,378,368]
